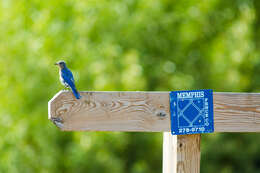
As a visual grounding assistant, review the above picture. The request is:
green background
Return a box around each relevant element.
[1,0,260,172]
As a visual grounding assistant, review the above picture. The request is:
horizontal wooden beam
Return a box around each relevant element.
[48,91,260,132]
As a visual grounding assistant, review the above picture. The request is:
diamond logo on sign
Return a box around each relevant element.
[170,89,214,135]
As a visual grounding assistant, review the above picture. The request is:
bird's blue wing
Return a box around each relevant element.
[61,67,81,99]
[67,69,75,83]
[61,68,75,88]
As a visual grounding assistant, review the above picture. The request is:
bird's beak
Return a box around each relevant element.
[54,63,58,65]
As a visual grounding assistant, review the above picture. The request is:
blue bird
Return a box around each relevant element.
[55,60,81,99]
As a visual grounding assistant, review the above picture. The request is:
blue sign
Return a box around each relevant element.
[170,89,214,135]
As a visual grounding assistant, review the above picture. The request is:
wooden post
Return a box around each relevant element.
[163,133,201,173]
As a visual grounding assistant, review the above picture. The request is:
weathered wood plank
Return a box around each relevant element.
[48,91,260,132]
[48,91,170,131]
[163,133,201,173]
[214,92,260,132]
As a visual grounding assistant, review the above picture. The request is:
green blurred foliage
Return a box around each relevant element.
[1,0,260,172]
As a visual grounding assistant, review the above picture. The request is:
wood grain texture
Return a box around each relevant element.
[214,92,260,132]
[48,91,260,132]
[163,133,201,173]
[48,91,170,131]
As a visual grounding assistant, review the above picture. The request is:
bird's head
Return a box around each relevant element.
[55,60,66,69]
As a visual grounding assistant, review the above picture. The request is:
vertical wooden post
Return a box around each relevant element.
[163,132,201,173]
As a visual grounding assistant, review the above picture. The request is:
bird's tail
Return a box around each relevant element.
[71,86,81,99]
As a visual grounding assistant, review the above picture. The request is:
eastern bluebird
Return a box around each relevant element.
[55,60,81,99]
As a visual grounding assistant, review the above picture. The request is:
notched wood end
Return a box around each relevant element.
[48,91,69,129]
[48,90,67,119]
